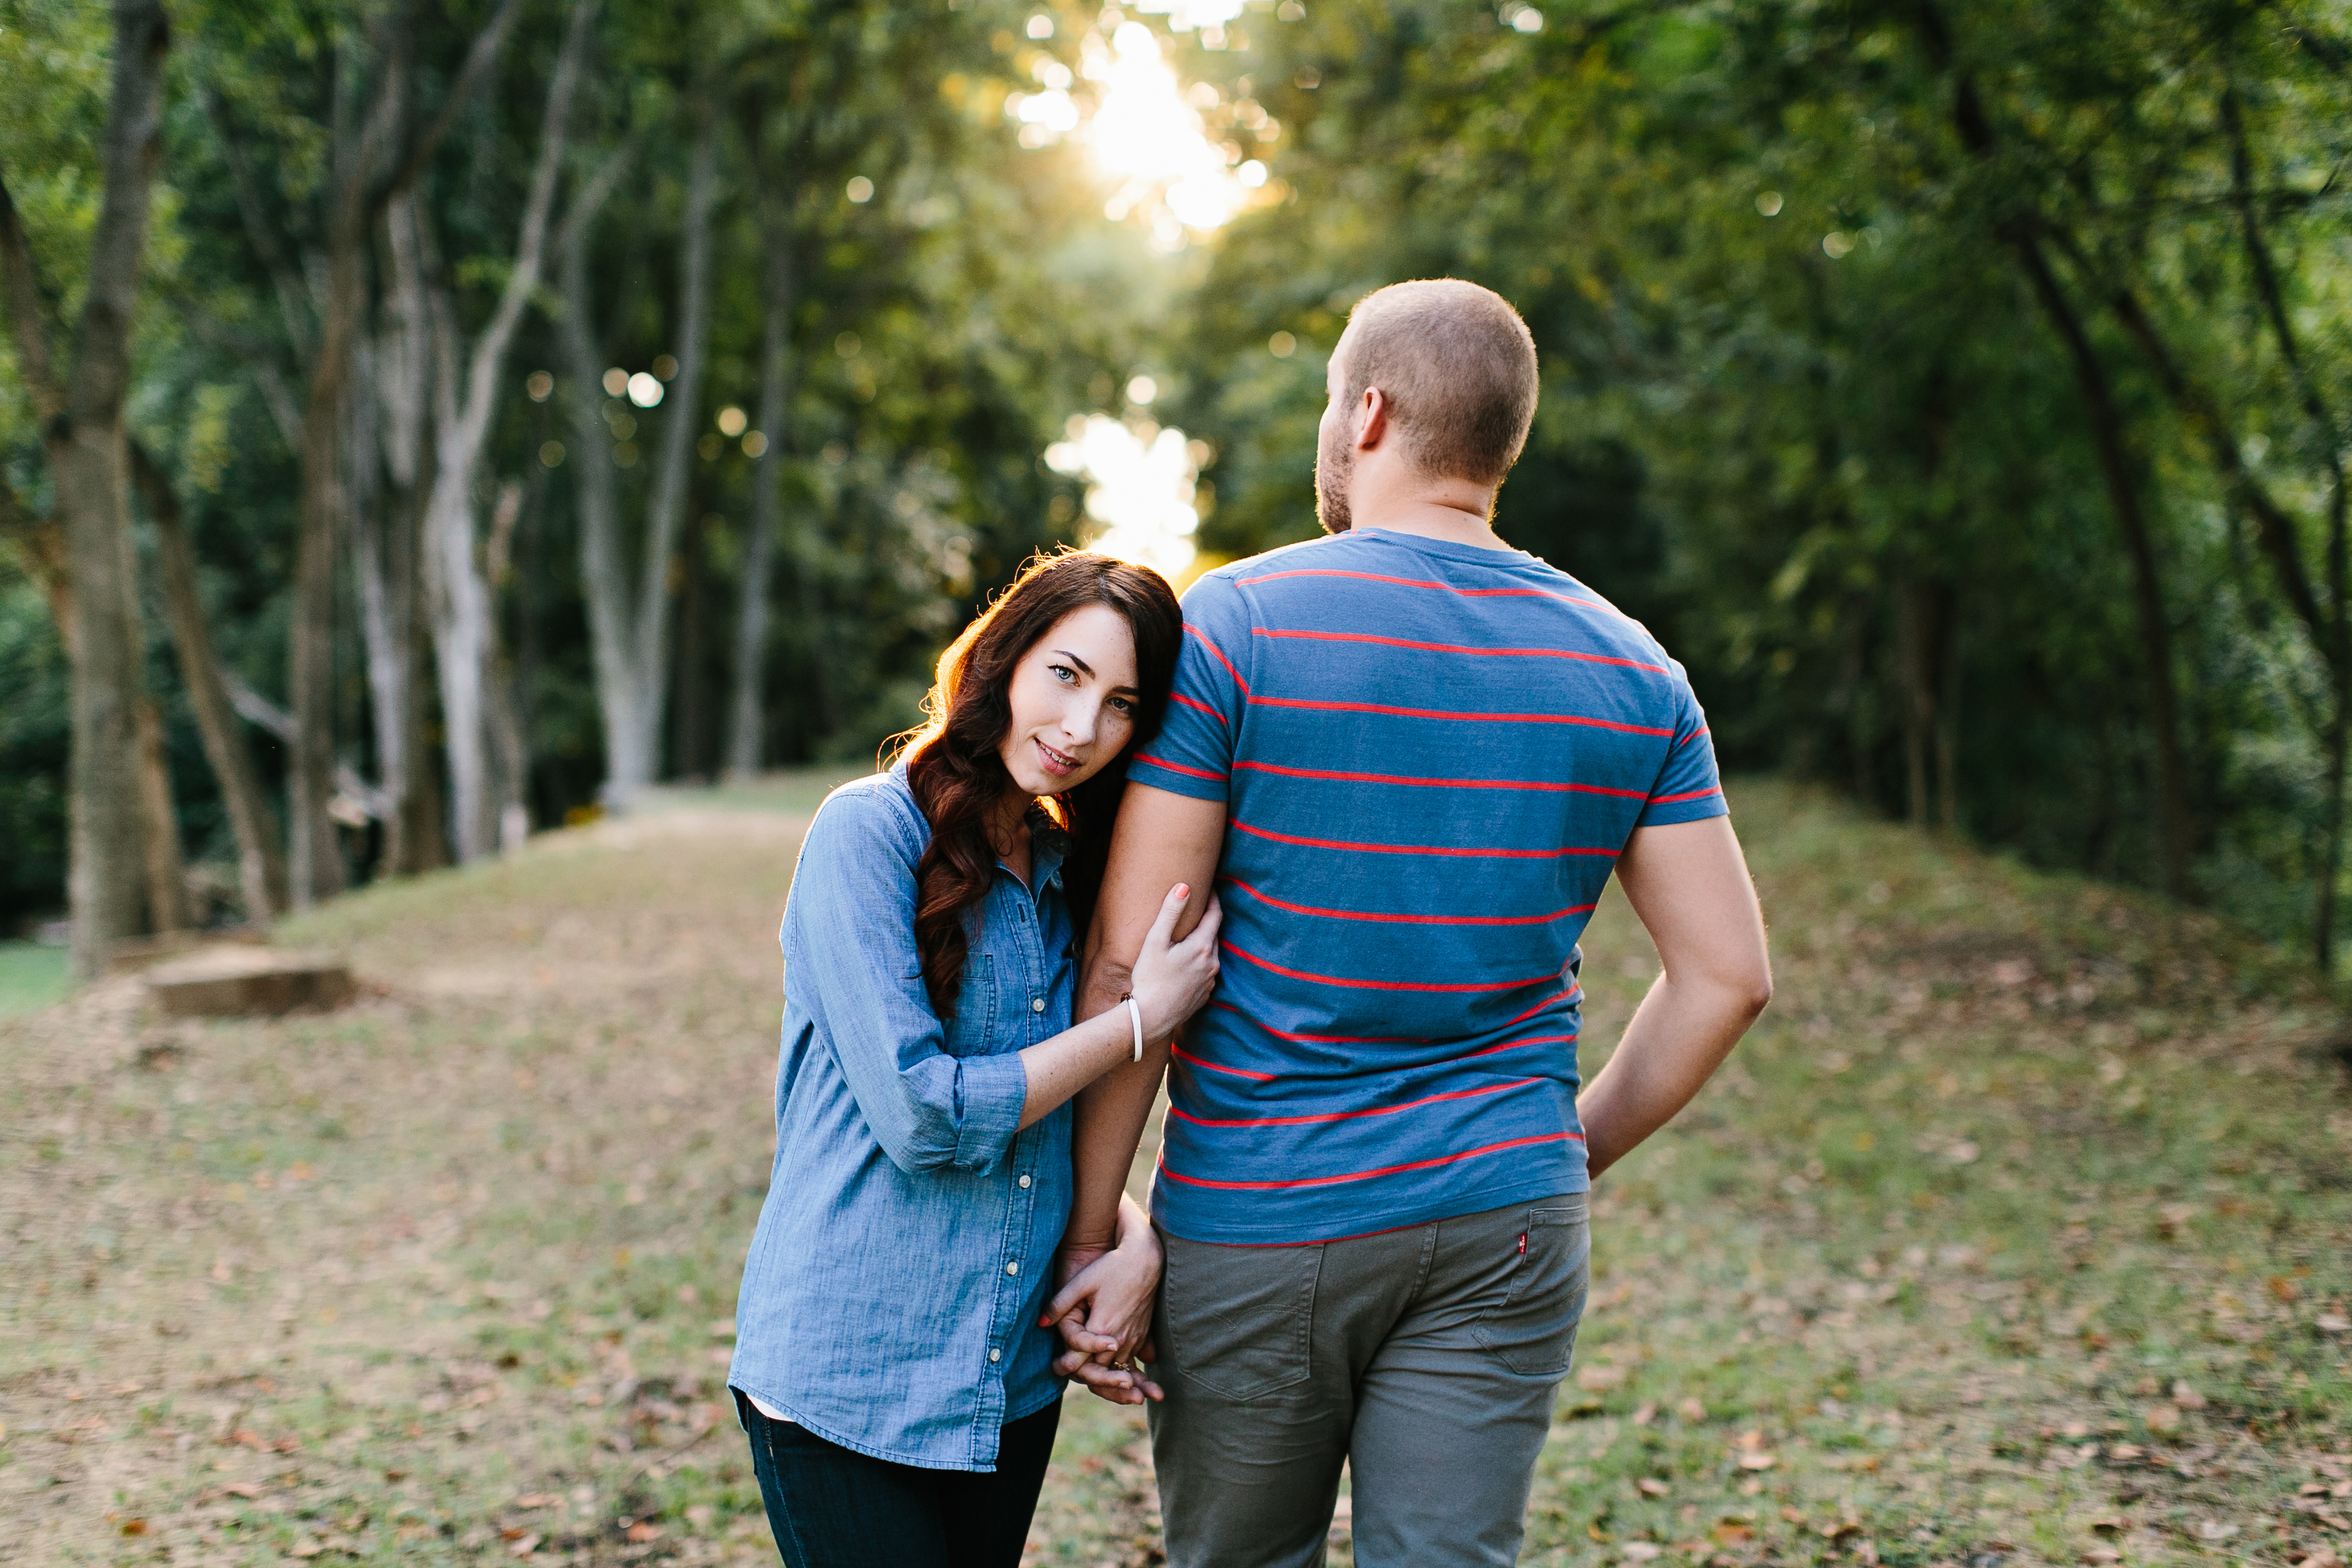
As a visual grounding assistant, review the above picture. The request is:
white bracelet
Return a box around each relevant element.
[1123,994,1145,1063]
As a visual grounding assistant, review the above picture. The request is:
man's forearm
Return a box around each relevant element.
[1576,972,1765,1178]
[1060,783,1228,1250]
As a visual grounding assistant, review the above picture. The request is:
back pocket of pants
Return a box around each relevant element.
[1160,1234,1320,1402]
[1471,1203,1589,1377]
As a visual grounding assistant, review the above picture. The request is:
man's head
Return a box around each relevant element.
[1314,279,1539,533]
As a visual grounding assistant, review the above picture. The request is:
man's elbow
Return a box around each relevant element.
[1735,959,1774,1022]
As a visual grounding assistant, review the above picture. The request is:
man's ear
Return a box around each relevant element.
[1356,387,1390,452]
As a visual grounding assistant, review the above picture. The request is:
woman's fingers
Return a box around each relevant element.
[1143,881,1191,954]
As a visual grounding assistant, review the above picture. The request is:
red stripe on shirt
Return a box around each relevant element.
[1231,761,1649,799]
[1235,567,1639,625]
[1250,625,1668,675]
[1156,1131,1582,1191]
[1228,818,1618,859]
[1451,1031,1579,1063]
[1132,752,1226,782]
[1220,940,1558,994]
[1210,1000,1420,1046]
[1224,877,1595,927]
[1166,1077,1544,1130]
[1678,725,1711,748]
[1186,622,1250,694]
[1247,695,1676,737]
[1648,786,1724,805]
[1500,987,1582,1026]
[1171,1039,1276,1082]
[1169,691,1227,725]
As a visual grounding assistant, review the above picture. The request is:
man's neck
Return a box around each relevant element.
[1348,498,1512,553]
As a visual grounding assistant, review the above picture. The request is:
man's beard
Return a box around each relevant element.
[1314,416,1354,534]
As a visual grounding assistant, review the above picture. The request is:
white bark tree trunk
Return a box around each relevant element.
[561,115,718,808]
[726,185,794,779]
[417,0,590,861]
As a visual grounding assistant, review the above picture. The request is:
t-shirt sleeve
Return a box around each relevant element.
[1126,571,1248,802]
[1635,661,1728,827]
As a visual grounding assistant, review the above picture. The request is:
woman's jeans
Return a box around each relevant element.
[734,1390,1061,1568]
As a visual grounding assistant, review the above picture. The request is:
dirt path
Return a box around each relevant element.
[3,778,2348,1568]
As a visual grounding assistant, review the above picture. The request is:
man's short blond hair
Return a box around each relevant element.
[1339,279,1539,486]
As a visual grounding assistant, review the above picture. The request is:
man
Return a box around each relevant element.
[1058,278,1772,1568]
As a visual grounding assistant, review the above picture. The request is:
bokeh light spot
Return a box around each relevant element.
[626,372,663,408]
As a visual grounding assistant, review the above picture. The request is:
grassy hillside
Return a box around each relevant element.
[1,777,2344,1567]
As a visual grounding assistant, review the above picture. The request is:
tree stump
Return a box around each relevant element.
[144,947,355,1017]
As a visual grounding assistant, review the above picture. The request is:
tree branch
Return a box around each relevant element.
[71,0,172,428]
[0,171,64,423]
[376,0,530,208]
[200,86,318,362]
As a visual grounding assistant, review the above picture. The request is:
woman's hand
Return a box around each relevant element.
[1043,1196,1165,1404]
[1127,883,1222,1043]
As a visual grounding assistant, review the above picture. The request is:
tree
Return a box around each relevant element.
[0,0,173,975]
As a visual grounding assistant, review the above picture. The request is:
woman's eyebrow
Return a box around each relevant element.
[1052,649,1096,678]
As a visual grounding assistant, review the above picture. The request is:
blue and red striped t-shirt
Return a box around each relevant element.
[1126,528,1727,1244]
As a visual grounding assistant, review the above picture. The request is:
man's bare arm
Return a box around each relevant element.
[1064,783,1226,1251]
[1578,815,1772,1178]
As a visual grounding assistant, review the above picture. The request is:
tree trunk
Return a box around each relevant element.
[485,479,530,852]
[417,0,589,861]
[132,691,189,931]
[559,116,714,808]
[1897,576,1936,829]
[615,112,720,799]
[560,173,643,808]
[674,507,711,781]
[134,442,288,922]
[0,0,172,976]
[1912,1,2195,898]
[726,188,795,779]
[2009,238,2195,897]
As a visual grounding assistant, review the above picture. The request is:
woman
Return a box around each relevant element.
[728,551,1220,1568]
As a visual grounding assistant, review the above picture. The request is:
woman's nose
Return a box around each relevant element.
[1061,700,1100,747]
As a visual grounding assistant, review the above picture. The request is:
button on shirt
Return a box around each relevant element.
[729,765,1074,1471]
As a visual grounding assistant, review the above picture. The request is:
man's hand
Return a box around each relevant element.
[1578,815,1772,1178]
[1044,1194,1164,1405]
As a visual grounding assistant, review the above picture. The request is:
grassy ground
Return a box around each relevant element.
[0,941,71,1019]
[2,775,2347,1567]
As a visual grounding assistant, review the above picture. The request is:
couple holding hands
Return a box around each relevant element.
[726,279,1774,1567]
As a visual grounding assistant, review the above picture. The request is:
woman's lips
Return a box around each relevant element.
[1035,738,1080,778]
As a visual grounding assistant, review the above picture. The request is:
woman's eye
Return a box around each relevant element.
[1048,664,1077,685]
[1109,697,1136,715]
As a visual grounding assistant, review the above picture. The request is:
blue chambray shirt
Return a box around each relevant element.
[729,764,1074,1471]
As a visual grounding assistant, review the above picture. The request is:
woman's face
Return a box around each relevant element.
[998,603,1142,797]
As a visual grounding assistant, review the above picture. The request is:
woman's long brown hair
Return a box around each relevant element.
[892,551,1183,1019]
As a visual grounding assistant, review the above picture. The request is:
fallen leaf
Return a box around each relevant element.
[513,1494,558,1509]
[1639,1478,1670,1497]
[1820,1519,1861,1539]
[508,1534,540,1558]
[1578,1365,1626,1392]
[2143,1403,2182,1434]
[1632,1403,1657,1427]
[118,1519,146,1537]
[2316,1314,2350,1334]
[708,1318,736,1339]
[289,1539,324,1560]
[2195,1520,2239,1541]
[1737,1452,1777,1471]
[623,1522,662,1543]
[2108,1444,2145,1461]
[2170,1381,2205,1411]
[1623,1545,1665,1561]
[2082,1550,2120,1566]
[2088,1517,2123,1534]
[1711,1523,1754,1546]
[1678,1397,1707,1421]
[222,1481,263,1499]
[501,1527,532,1541]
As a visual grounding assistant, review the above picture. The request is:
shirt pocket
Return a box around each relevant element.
[943,953,1000,1058]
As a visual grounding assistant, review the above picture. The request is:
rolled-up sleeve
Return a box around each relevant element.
[782,791,1028,1175]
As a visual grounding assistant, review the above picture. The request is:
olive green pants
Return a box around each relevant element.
[1146,1194,1590,1568]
